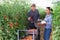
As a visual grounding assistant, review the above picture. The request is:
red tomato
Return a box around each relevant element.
[4,15,6,19]
[9,22,13,28]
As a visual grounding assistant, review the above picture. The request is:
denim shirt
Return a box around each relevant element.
[44,14,52,29]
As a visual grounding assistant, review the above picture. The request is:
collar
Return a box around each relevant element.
[46,14,51,17]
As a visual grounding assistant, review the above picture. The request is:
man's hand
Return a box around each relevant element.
[28,17,31,21]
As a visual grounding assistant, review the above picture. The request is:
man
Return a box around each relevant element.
[27,4,40,29]
[27,4,40,40]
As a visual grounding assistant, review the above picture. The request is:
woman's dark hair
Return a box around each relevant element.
[46,7,54,15]
[46,7,53,12]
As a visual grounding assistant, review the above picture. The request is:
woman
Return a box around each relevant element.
[43,7,53,40]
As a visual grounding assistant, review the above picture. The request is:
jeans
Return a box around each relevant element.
[44,28,52,40]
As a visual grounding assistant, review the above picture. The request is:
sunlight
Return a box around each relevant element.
[30,0,53,9]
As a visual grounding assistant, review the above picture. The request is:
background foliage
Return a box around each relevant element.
[0,0,30,40]
[0,0,60,40]
[52,1,60,40]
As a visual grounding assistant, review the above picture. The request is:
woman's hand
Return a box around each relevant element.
[40,21,46,25]
[36,22,46,27]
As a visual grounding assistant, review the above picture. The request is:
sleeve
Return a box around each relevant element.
[27,11,31,17]
[44,17,48,22]
[44,16,52,25]
[47,16,52,25]
[37,10,40,19]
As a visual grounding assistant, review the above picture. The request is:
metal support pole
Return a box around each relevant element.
[38,28,40,40]
[33,30,34,40]
[17,30,19,40]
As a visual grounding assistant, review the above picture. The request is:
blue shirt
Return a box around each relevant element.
[44,14,52,29]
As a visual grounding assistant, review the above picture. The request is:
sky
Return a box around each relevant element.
[30,0,53,9]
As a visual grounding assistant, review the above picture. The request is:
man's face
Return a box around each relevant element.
[31,6,36,11]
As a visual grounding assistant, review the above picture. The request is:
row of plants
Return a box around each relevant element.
[0,0,45,40]
[0,0,60,40]
[0,0,30,40]
[52,1,60,40]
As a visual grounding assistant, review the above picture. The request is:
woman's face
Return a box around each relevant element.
[45,8,50,14]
